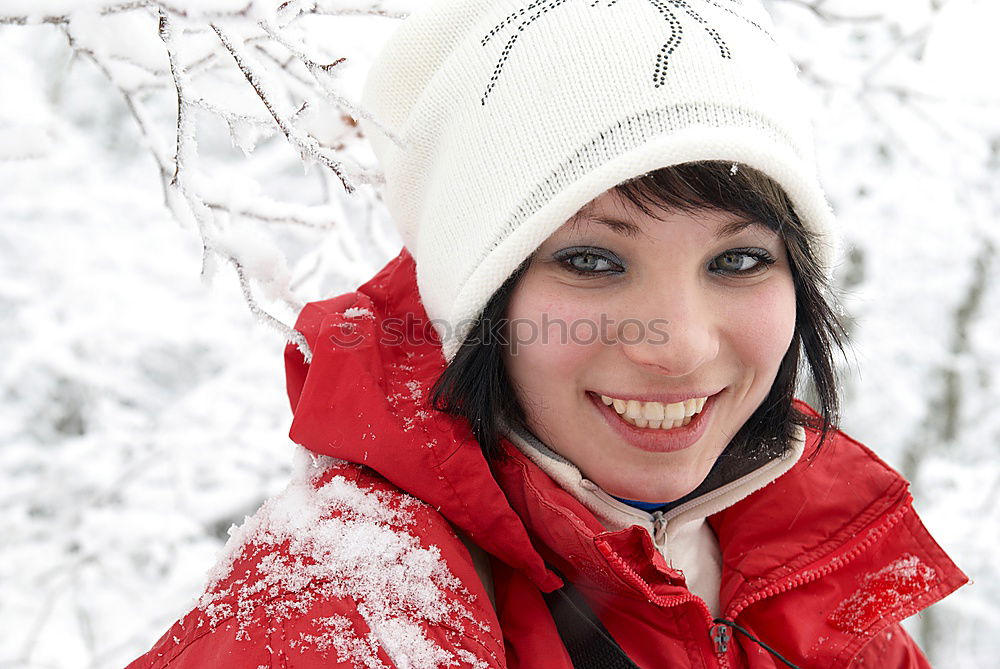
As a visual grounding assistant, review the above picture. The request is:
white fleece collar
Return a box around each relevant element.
[503,423,807,544]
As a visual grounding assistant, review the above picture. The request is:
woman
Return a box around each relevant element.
[127,1,966,667]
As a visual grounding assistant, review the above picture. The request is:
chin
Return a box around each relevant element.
[604,475,704,505]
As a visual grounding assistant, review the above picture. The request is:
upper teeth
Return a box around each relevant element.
[600,394,707,430]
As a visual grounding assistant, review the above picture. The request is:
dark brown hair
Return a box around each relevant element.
[431,161,847,496]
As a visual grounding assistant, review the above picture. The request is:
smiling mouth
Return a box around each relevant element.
[595,393,709,430]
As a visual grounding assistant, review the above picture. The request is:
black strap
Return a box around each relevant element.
[712,618,801,669]
[542,580,640,669]
[543,575,800,669]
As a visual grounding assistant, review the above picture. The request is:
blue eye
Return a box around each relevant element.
[555,247,624,276]
[710,248,775,275]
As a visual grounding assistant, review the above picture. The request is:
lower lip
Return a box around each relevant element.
[588,391,717,454]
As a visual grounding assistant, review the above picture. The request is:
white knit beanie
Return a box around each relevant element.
[360,0,837,361]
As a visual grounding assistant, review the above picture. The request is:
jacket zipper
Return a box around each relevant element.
[589,496,730,667]
[650,510,734,666]
[651,510,668,549]
[723,494,912,622]
[597,540,731,668]
[710,623,732,654]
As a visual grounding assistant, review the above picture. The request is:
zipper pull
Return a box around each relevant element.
[651,510,667,544]
[710,622,731,654]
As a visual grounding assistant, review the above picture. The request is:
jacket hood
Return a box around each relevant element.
[284,248,560,591]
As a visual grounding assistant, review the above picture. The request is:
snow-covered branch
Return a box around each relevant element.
[1,0,410,361]
[771,0,880,23]
[210,22,354,193]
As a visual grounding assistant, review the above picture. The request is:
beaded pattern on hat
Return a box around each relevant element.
[480,0,777,105]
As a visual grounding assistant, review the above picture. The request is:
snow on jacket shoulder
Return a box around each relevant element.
[127,459,503,669]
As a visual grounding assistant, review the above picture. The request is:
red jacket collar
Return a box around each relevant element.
[710,405,913,615]
[284,248,560,591]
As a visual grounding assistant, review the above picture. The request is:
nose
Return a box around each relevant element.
[617,282,720,377]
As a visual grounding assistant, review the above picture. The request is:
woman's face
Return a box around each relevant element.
[503,189,796,503]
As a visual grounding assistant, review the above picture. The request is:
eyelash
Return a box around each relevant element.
[554,247,777,277]
[709,247,777,276]
[554,248,625,277]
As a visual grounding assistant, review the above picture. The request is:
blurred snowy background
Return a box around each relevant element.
[0,1,997,667]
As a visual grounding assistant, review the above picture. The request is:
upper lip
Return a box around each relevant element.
[588,389,723,405]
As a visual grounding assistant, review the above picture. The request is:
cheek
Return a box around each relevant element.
[733,279,797,369]
[503,279,602,387]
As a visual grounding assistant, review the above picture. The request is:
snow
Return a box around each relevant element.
[0,0,267,15]
[198,452,481,667]
[67,8,168,72]
[211,225,295,303]
[923,1,1000,99]
[830,554,938,634]
[2,0,111,15]
[0,125,53,159]
[344,306,375,319]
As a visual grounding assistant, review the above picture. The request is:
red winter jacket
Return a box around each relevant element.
[127,248,966,669]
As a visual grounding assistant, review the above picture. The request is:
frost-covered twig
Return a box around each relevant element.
[224,253,312,361]
[256,17,407,151]
[0,15,69,25]
[158,13,196,190]
[204,200,337,229]
[189,97,273,131]
[307,1,409,20]
[12,584,59,664]
[0,0,255,24]
[211,22,355,193]
[251,42,315,88]
[773,0,881,23]
[58,26,174,194]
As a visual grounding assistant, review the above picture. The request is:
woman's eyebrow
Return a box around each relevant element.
[713,218,776,240]
[567,214,644,239]
[567,212,775,241]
